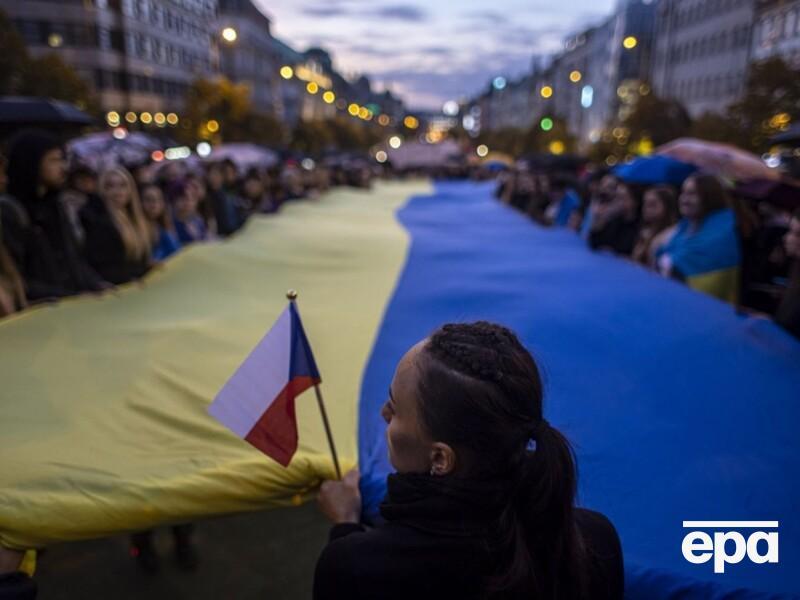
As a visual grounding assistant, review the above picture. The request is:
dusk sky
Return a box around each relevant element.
[255,0,618,111]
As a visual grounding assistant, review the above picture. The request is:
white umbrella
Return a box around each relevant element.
[387,140,462,170]
[68,131,164,171]
[206,143,279,172]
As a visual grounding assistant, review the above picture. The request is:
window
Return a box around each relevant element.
[98,27,111,50]
[786,11,797,37]
[16,19,43,45]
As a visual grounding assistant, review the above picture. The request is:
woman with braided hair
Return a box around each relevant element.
[314,321,623,599]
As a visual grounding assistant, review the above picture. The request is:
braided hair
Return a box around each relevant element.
[418,321,586,600]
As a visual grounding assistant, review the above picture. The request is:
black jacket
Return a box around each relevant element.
[589,215,640,257]
[80,196,150,285]
[314,474,623,600]
[0,192,103,300]
[3,130,104,300]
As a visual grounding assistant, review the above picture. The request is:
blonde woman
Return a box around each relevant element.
[80,166,151,284]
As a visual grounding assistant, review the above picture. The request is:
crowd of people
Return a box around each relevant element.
[0,130,376,319]
[496,167,800,340]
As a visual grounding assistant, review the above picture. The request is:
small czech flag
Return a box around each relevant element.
[208,301,321,467]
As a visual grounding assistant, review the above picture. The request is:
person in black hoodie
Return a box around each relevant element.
[80,166,151,285]
[314,322,623,600]
[1,130,106,301]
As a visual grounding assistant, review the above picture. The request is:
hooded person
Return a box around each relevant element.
[1,130,106,300]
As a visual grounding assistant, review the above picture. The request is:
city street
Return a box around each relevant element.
[35,503,328,599]
[1,0,799,598]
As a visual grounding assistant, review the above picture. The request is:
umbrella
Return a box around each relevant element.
[207,143,279,171]
[613,155,697,185]
[656,137,780,181]
[735,178,800,211]
[387,140,462,170]
[481,151,514,170]
[0,96,94,126]
[769,124,800,146]
[68,131,165,171]
[521,153,587,171]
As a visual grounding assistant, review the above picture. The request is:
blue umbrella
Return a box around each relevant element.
[613,155,697,185]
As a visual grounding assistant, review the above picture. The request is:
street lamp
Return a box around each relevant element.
[221,27,238,44]
[623,36,638,49]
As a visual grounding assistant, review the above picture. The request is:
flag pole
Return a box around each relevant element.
[287,290,342,481]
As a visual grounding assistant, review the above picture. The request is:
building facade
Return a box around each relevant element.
[651,0,755,117]
[467,0,656,149]
[217,0,283,117]
[751,0,800,67]
[3,0,219,114]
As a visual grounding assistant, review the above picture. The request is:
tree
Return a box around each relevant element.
[290,120,333,156]
[0,8,98,114]
[180,77,285,147]
[323,117,382,153]
[20,54,99,115]
[0,9,28,94]
[620,91,691,148]
[727,57,800,151]
[689,112,741,147]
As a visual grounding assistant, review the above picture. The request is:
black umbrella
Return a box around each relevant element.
[521,153,587,171]
[0,96,94,126]
[769,124,800,146]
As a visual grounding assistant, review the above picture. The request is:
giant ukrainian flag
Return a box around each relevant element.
[0,180,429,548]
[1,180,799,599]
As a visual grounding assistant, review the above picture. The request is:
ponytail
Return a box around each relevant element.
[419,322,589,600]
[487,422,585,599]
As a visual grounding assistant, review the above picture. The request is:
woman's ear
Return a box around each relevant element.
[429,442,456,476]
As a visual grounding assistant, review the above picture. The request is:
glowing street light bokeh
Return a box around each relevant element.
[476,144,489,157]
[403,115,419,129]
[540,85,553,99]
[623,36,638,49]
[442,100,459,116]
[221,27,238,43]
[280,65,294,79]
